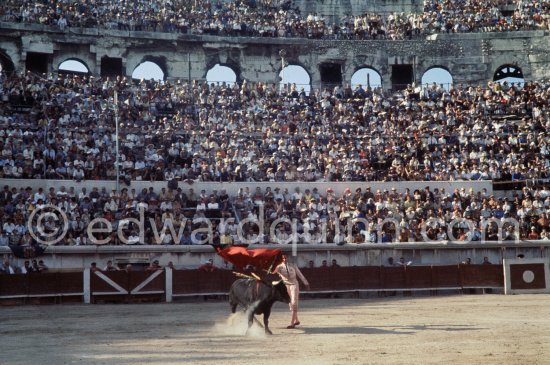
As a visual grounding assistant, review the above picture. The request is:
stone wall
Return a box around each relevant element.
[0,22,548,91]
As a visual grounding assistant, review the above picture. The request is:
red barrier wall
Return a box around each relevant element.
[460,264,503,287]
[0,265,506,300]
[0,272,83,298]
[172,269,234,295]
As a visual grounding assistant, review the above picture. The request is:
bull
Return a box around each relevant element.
[229,278,290,335]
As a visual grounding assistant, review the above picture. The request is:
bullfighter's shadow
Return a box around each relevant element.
[300,324,482,335]
[301,326,414,335]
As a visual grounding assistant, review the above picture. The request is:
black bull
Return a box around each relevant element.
[229,278,290,334]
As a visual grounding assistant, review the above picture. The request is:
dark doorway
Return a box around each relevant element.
[319,63,342,88]
[0,52,15,75]
[101,57,124,78]
[25,52,50,74]
[391,64,413,91]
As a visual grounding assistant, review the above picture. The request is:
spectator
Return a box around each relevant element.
[90,262,99,272]
[145,260,162,271]
[21,260,36,274]
[0,227,8,246]
[1,259,16,274]
[199,258,217,272]
[528,227,540,240]
[397,257,412,266]
[37,260,49,272]
[31,259,40,272]
[1,0,549,40]
[103,260,119,271]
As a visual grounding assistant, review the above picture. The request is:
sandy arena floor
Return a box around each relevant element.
[1,295,550,365]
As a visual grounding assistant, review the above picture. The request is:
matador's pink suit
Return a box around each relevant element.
[275,262,309,311]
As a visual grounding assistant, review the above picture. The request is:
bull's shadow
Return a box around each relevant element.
[300,324,482,335]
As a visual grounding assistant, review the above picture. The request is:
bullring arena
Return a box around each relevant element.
[1,295,550,365]
[2,0,550,364]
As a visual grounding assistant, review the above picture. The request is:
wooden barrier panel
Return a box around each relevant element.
[460,264,503,288]
[129,270,165,294]
[55,272,84,295]
[172,269,235,295]
[431,265,461,288]
[0,273,84,299]
[382,267,407,289]
[26,273,59,295]
[503,259,550,294]
[198,270,233,293]
[405,266,433,289]
[0,274,28,297]
[301,268,331,291]
[90,271,129,294]
[90,270,167,301]
[330,267,358,290]
[356,266,382,289]
[173,270,201,294]
[508,263,546,290]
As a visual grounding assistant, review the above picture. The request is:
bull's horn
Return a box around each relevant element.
[271,280,282,286]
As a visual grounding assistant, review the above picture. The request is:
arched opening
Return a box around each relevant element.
[279,65,311,95]
[493,64,524,87]
[351,67,382,89]
[421,67,453,90]
[132,61,165,81]
[206,64,237,86]
[58,59,89,75]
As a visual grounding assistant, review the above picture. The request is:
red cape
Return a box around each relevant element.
[214,246,283,271]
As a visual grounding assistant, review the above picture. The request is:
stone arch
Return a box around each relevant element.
[351,66,382,89]
[493,64,524,86]
[421,66,453,90]
[205,63,238,85]
[132,60,166,81]
[130,56,167,80]
[204,49,242,82]
[58,58,90,75]
[279,64,311,95]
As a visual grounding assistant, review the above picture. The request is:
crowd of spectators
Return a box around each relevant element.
[0,257,48,273]
[0,0,549,40]
[1,70,549,183]
[0,183,549,246]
